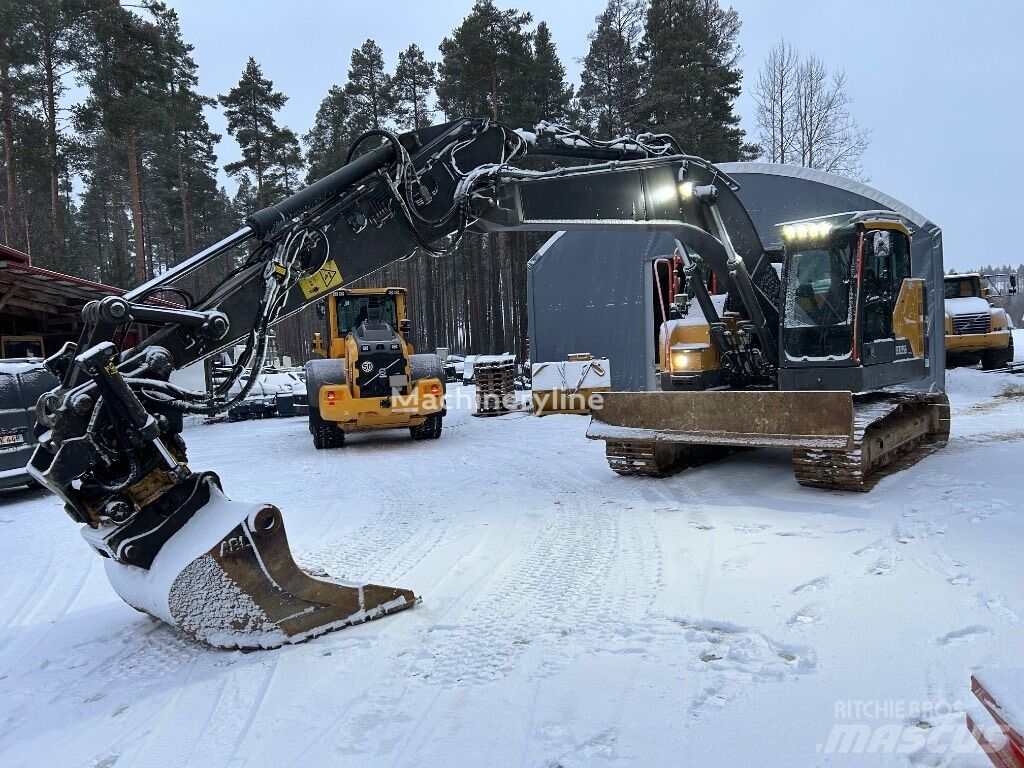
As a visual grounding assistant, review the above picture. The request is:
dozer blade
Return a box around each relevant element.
[102,476,416,650]
[587,390,856,450]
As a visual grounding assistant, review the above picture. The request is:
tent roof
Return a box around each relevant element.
[715,162,938,254]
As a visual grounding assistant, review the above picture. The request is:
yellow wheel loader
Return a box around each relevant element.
[27,118,949,650]
[304,288,445,449]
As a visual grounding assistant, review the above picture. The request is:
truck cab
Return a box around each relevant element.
[944,273,1016,369]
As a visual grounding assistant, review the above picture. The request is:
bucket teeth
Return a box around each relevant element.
[105,477,416,650]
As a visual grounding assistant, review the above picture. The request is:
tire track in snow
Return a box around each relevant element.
[300,482,669,764]
[322,466,665,692]
[277,521,530,767]
[633,479,818,719]
[222,655,282,766]
[409,489,626,685]
[296,482,451,587]
[0,537,56,633]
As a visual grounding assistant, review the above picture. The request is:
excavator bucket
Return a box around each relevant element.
[587,390,855,477]
[102,476,416,650]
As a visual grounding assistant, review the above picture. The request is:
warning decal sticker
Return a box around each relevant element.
[298,259,344,299]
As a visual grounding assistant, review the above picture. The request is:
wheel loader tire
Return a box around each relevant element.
[311,415,345,449]
[410,413,443,440]
[409,353,446,393]
[946,353,981,369]
[981,336,1013,370]
[304,358,347,417]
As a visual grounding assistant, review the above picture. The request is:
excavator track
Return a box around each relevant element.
[604,440,733,478]
[791,393,950,492]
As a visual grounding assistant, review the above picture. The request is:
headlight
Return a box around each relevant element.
[670,349,698,372]
[782,221,831,241]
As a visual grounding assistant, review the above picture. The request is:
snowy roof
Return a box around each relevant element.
[0,244,177,318]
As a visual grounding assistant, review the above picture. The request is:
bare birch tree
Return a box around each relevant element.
[753,40,870,178]
[752,38,798,163]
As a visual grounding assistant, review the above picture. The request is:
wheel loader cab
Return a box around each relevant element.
[331,290,402,360]
[349,298,406,399]
[778,212,927,392]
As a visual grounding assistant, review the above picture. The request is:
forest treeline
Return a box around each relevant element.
[3,0,792,360]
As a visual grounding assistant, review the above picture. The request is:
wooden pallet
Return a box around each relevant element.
[475,358,517,416]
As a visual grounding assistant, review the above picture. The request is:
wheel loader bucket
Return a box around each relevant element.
[587,390,855,450]
[103,476,416,650]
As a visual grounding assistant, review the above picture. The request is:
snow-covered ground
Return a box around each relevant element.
[1,356,1022,767]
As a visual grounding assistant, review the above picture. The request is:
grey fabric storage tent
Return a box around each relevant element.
[526,162,945,393]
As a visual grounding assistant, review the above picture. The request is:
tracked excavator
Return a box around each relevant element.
[28,118,947,650]
[590,209,950,489]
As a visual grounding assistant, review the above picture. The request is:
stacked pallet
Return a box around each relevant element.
[474,355,517,416]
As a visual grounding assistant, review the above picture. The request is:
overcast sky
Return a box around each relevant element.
[164,0,1023,271]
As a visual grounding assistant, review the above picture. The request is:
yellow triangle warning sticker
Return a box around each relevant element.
[298,259,344,300]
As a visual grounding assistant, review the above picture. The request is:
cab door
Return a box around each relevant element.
[859,228,912,364]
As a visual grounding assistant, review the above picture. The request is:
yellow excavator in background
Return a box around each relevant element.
[304,287,444,448]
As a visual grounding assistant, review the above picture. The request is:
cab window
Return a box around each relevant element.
[336,295,398,336]
[782,237,856,359]
[944,276,980,300]
[861,229,911,344]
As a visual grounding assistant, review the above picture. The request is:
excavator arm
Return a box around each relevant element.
[28,118,763,649]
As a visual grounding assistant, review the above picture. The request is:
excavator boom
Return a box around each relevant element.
[30,116,937,649]
[30,119,750,649]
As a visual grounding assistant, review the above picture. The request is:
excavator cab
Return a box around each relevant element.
[778,212,926,392]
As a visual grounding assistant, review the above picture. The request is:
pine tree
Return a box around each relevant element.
[148,4,224,262]
[76,1,167,284]
[21,0,82,266]
[345,40,393,131]
[435,1,540,356]
[2,1,238,287]
[218,58,287,207]
[0,1,30,252]
[638,0,755,161]
[392,44,436,130]
[304,85,357,183]
[437,0,535,124]
[269,127,304,195]
[578,0,644,138]
[528,22,573,124]
[232,174,258,217]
